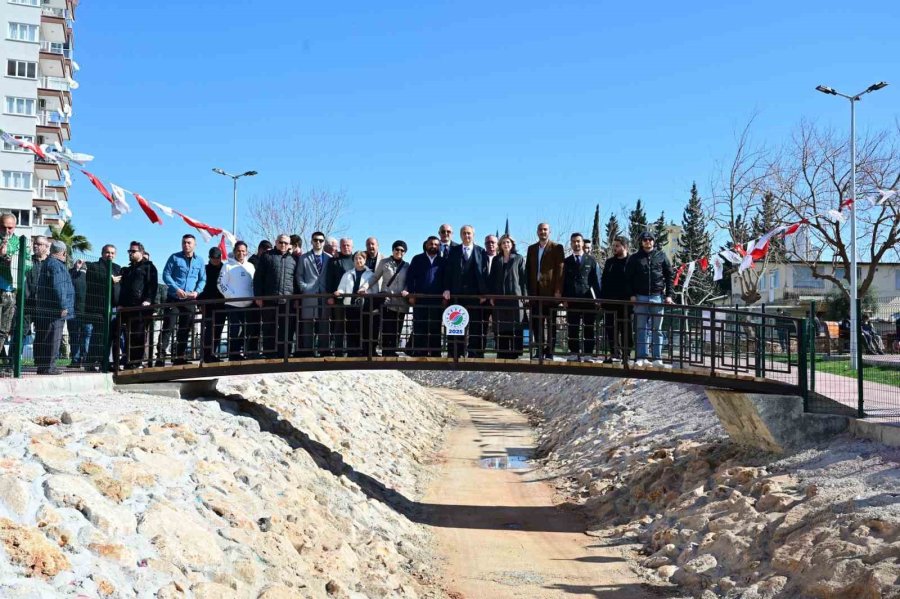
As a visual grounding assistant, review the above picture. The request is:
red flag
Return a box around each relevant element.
[783,219,808,236]
[132,193,163,225]
[840,198,854,210]
[174,211,223,241]
[81,170,113,204]
[673,263,687,286]
[734,243,746,257]
[749,239,770,261]
[698,256,709,271]
[218,234,227,257]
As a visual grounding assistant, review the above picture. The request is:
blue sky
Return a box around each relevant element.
[69,0,899,263]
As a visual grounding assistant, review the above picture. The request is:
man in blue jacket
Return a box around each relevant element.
[405,236,445,357]
[160,234,205,365]
[35,241,74,375]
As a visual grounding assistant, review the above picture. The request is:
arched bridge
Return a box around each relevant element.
[112,294,809,397]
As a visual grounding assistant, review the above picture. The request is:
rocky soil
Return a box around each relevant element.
[0,371,452,598]
[409,371,900,599]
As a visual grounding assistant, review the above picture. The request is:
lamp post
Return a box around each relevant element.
[815,81,888,369]
[212,168,258,236]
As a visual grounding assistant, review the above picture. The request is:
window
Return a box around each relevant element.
[1,171,33,190]
[771,270,780,289]
[0,209,31,227]
[895,270,900,291]
[2,133,34,152]
[6,60,37,79]
[4,96,36,115]
[759,275,766,290]
[792,265,824,289]
[8,23,39,42]
[9,0,41,5]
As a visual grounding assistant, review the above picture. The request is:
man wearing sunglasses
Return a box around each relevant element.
[295,231,330,356]
[366,240,410,356]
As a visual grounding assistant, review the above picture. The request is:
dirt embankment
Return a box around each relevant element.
[410,371,900,599]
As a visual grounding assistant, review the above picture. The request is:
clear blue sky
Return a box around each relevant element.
[69,0,899,263]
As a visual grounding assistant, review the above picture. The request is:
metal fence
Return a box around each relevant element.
[804,296,900,421]
[0,236,114,377]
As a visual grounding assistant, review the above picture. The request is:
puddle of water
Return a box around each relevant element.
[479,455,533,470]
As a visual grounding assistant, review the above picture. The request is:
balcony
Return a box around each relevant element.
[40,11,68,43]
[36,110,70,142]
[41,0,77,21]
[39,50,66,78]
[47,184,68,201]
[33,158,61,181]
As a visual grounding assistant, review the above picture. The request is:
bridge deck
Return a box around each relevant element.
[113,355,800,395]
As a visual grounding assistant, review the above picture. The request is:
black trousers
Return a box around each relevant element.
[202,305,227,360]
[530,298,559,357]
[412,302,443,357]
[122,310,151,366]
[163,303,196,360]
[343,304,374,357]
[259,301,287,358]
[449,299,485,358]
[225,307,250,358]
[566,301,597,355]
[35,316,65,371]
[603,303,631,358]
[381,308,408,356]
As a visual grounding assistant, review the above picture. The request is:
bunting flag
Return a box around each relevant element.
[218,234,228,257]
[682,261,697,295]
[734,243,746,257]
[720,249,742,264]
[151,201,176,218]
[825,209,846,224]
[0,131,47,160]
[109,183,132,219]
[673,263,687,287]
[876,189,898,205]
[81,169,114,204]
[222,230,237,245]
[712,256,724,282]
[698,256,709,271]
[132,193,163,225]
[175,211,223,242]
[839,198,855,210]
[738,251,754,274]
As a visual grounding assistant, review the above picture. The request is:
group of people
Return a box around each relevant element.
[0,210,681,372]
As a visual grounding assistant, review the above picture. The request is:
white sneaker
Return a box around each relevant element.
[566,354,581,362]
[633,359,647,367]
[652,360,671,369]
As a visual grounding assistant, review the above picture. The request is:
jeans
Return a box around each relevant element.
[70,319,93,364]
[634,294,664,360]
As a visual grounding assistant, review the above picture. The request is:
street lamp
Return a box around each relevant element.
[815,81,889,369]
[212,167,258,236]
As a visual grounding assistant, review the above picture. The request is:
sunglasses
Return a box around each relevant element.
[393,248,406,253]
[127,249,141,254]
[312,238,325,243]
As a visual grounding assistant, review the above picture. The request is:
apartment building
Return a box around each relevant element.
[0,0,77,238]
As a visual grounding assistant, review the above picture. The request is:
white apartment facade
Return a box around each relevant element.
[0,0,77,238]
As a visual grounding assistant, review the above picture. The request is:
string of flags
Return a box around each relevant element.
[2,128,898,277]
[0,129,236,251]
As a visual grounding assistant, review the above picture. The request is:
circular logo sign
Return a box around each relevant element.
[442,304,470,336]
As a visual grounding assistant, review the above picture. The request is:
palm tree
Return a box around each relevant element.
[50,221,92,259]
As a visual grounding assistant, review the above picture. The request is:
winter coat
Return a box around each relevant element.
[326,253,355,294]
[487,253,527,332]
[36,256,74,320]
[70,264,87,315]
[118,259,159,308]
[336,268,375,306]
[253,249,297,298]
[367,257,409,312]
[85,258,122,313]
[600,255,630,300]
[563,254,602,299]
[198,263,224,301]
[624,249,673,298]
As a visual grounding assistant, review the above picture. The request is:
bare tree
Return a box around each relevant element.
[245,184,348,245]
[708,114,782,303]
[766,120,900,298]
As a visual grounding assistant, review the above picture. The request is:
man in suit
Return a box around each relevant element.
[294,231,331,356]
[563,233,602,361]
[526,222,565,359]
[438,224,458,259]
[405,236,445,357]
[443,225,488,358]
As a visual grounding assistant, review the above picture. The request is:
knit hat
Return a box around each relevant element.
[392,240,408,252]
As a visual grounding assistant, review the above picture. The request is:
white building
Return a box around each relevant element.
[0,0,77,238]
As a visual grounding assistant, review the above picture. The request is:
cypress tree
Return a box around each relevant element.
[675,182,714,304]
[628,199,648,248]
[652,212,669,249]
[750,191,785,261]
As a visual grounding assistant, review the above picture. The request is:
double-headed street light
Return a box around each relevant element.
[815,81,889,369]
[212,168,258,236]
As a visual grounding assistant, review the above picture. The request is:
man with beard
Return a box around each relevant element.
[117,241,158,369]
[405,236,445,357]
[526,222,564,360]
[294,231,330,356]
[324,238,354,356]
[198,247,226,362]
[84,244,122,371]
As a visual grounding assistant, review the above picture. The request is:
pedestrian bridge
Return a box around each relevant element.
[113,294,809,398]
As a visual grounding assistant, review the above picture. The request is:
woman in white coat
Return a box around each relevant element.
[334,251,375,357]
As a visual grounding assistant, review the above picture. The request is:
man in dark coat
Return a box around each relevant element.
[562,233,602,361]
[84,244,122,371]
[198,246,225,362]
[599,235,631,362]
[442,225,488,358]
[252,234,298,358]
[35,241,74,374]
[68,255,88,366]
[22,237,49,353]
[117,241,158,369]
[625,231,674,366]
[405,236,445,357]
[324,238,354,356]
